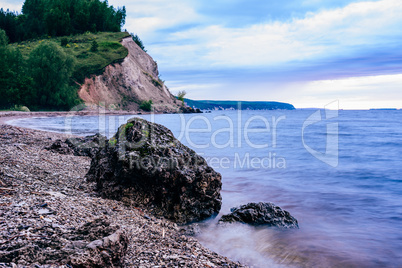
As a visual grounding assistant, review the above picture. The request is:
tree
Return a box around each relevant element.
[0,28,8,46]
[28,42,76,109]
[131,34,146,52]
[139,100,153,111]
[1,0,127,43]
[21,0,46,39]
[177,90,187,102]
[0,8,24,43]
[0,29,30,108]
[91,40,99,52]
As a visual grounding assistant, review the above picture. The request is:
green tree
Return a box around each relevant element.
[28,42,77,109]
[177,90,187,102]
[91,40,99,52]
[1,0,127,43]
[0,9,24,42]
[131,34,146,52]
[21,0,46,39]
[0,30,30,108]
[0,28,8,46]
[45,3,71,37]
[139,100,153,111]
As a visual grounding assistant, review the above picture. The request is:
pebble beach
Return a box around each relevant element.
[0,112,246,267]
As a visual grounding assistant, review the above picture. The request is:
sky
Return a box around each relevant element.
[1,0,402,109]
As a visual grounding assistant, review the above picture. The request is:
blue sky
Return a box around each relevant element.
[2,0,402,109]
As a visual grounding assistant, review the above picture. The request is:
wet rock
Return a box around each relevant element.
[179,106,203,114]
[66,133,107,158]
[86,118,222,224]
[46,133,107,158]
[219,202,299,228]
[179,223,201,236]
[45,139,73,155]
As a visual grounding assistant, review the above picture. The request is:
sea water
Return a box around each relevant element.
[10,109,402,267]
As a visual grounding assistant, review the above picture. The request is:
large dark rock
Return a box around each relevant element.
[219,202,299,228]
[86,118,222,224]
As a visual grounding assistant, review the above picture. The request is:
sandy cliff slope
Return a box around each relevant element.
[78,37,182,113]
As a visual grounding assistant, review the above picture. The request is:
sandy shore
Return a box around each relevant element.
[0,116,246,267]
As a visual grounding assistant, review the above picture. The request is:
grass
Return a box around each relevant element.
[143,71,163,88]
[10,31,131,84]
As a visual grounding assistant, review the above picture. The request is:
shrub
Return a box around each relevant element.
[90,40,98,52]
[131,33,146,52]
[139,100,153,111]
[10,105,30,112]
[177,90,187,103]
[61,37,68,47]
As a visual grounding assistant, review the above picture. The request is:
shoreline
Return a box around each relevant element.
[0,117,247,267]
[0,110,160,125]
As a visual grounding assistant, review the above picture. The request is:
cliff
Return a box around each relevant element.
[78,37,182,113]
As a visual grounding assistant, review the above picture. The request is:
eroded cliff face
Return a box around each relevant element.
[78,37,182,112]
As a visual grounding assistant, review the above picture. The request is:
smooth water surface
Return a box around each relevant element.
[10,110,402,267]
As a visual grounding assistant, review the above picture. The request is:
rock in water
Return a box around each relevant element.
[86,118,222,224]
[219,202,299,228]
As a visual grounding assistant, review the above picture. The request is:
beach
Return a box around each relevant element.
[2,109,402,267]
[0,112,245,267]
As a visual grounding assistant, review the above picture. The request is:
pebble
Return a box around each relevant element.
[0,124,247,268]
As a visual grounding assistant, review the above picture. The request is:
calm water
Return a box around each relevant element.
[10,110,402,267]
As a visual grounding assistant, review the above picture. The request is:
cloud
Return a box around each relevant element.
[147,0,402,76]
[194,0,361,25]
[166,73,402,109]
[3,0,400,108]
[109,0,203,40]
[127,0,402,109]
[0,0,22,12]
[291,73,402,109]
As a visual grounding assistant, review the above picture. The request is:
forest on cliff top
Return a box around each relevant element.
[0,0,128,110]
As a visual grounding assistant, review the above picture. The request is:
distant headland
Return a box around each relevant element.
[183,99,295,110]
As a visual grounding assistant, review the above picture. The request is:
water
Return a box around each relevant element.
[9,110,402,267]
